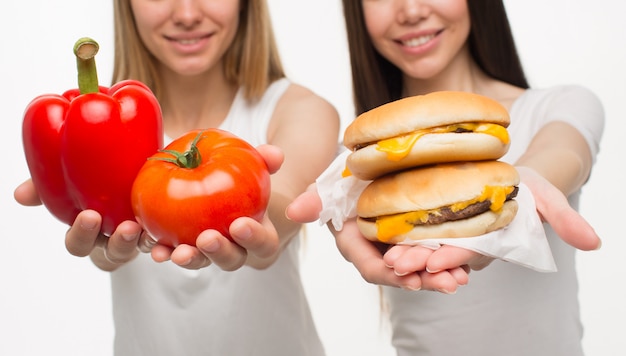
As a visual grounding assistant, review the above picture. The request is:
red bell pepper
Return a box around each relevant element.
[22,37,163,235]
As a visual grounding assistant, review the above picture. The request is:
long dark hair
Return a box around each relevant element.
[342,0,529,115]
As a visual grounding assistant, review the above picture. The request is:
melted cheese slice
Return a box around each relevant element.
[374,185,515,243]
[377,123,510,161]
[342,166,352,178]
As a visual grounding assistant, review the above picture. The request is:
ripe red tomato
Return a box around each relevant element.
[131,129,271,247]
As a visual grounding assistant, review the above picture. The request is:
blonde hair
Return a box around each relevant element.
[111,0,285,102]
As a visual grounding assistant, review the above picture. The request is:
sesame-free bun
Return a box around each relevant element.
[356,161,520,243]
[357,201,518,244]
[344,91,511,180]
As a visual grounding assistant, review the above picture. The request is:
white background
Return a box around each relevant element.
[1,1,624,355]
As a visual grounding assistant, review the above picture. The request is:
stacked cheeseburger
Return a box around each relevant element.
[343,91,520,245]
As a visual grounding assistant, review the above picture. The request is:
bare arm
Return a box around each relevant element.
[163,84,341,270]
[516,121,593,197]
[246,84,340,267]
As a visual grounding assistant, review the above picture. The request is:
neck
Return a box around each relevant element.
[403,46,489,96]
[158,66,238,138]
[402,48,524,110]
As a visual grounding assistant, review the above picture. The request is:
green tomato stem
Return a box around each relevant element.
[149,131,204,169]
[74,37,100,95]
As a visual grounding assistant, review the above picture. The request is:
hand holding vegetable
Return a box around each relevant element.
[131,129,272,248]
[21,37,163,235]
[134,137,279,271]
[14,144,284,272]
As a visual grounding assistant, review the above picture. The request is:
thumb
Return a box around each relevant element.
[518,166,601,251]
[285,184,322,224]
[540,198,601,251]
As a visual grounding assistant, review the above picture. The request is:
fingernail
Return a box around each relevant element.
[202,239,220,253]
[394,270,410,277]
[235,226,252,241]
[121,232,138,242]
[437,288,456,295]
[284,207,293,221]
[594,238,602,250]
[81,220,97,231]
[179,258,192,266]
[426,267,441,273]
[402,285,421,291]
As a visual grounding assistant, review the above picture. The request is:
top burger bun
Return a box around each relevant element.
[356,161,519,244]
[344,91,511,180]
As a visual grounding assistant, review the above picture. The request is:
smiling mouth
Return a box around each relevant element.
[166,34,210,45]
[401,33,436,48]
[176,38,201,45]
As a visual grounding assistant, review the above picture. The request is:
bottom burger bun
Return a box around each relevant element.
[357,200,518,244]
[356,161,520,244]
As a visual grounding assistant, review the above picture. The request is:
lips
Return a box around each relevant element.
[402,34,436,47]
[174,38,203,45]
[162,32,213,55]
[165,33,211,45]
[396,29,442,49]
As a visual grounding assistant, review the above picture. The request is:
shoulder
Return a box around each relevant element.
[514,84,604,126]
[278,82,337,112]
[267,81,340,155]
[518,84,605,147]
[523,85,603,110]
[272,82,340,127]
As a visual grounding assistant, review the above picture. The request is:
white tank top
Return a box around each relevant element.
[386,85,604,356]
[111,78,325,356]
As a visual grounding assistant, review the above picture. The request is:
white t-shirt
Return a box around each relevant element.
[385,85,604,356]
[111,78,325,356]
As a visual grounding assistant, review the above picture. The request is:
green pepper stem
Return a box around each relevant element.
[74,37,100,94]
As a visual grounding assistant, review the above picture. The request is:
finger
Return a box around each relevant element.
[137,231,158,253]
[334,222,422,291]
[102,221,142,264]
[65,210,103,257]
[419,270,463,294]
[547,209,600,251]
[384,245,433,276]
[519,166,601,251]
[170,244,214,270]
[535,191,600,251]
[229,216,279,260]
[448,266,471,286]
[332,220,374,264]
[255,144,284,174]
[285,186,322,223]
[356,256,423,291]
[196,230,247,271]
[381,245,411,267]
[426,245,493,273]
[151,244,174,263]
[14,179,42,206]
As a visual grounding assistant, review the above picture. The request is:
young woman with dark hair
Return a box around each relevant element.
[288,1,603,354]
[344,0,529,114]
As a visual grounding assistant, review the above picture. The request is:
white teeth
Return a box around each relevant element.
[177,38,200,45]
[402,34,435,47]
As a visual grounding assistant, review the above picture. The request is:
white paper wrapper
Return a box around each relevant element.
[316,149,557,273]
